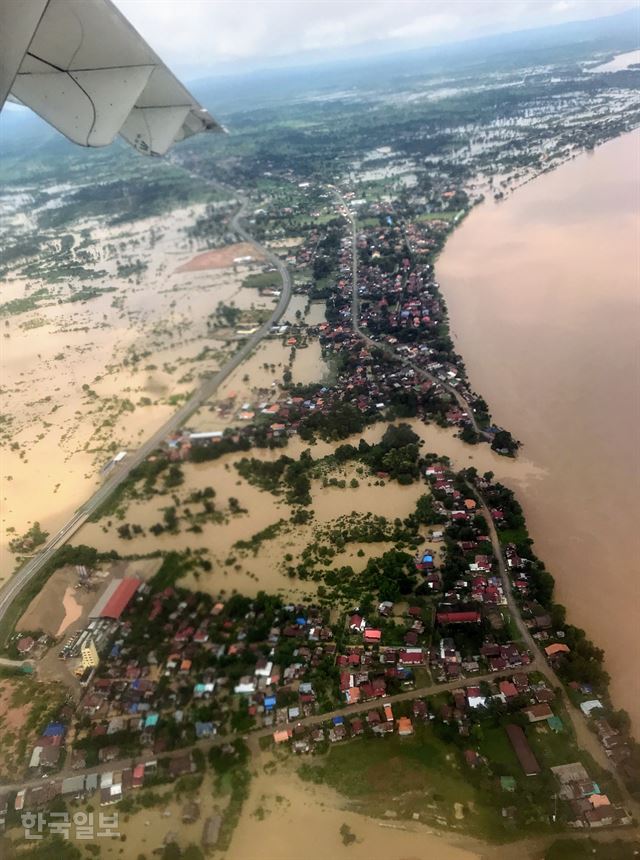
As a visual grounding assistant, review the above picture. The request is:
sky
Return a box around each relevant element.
[114,0,636,76]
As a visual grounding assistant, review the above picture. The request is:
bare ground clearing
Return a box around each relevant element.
[176,242,266,271]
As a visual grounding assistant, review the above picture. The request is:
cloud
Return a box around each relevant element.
[389,12,460,42]
[113,0,634,75]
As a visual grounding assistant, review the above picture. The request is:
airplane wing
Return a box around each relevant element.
[0,0,223,156]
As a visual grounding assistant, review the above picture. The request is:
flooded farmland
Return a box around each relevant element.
[227,762,483,860]
[76,418,541,603]
[437,129,640,731]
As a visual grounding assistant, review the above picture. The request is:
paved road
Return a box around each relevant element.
[0,197,293,637]
[329,192,636,815]
[330,187,482,436]
[1,667,540,795]
[469,481,639,817]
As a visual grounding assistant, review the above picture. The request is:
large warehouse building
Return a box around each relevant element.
[89,578,143,621]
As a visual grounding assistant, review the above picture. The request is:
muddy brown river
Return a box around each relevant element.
[438,129,640,732]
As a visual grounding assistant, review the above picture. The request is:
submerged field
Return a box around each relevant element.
[75,416,541,603]
[0,190,285,581]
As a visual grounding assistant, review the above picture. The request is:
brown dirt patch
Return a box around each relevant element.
[16,565,95,637]
[176,242,265,272]
[366,757,427,795]
[57,586,83,636]
[0,681,32,732]
[17,559,161,639]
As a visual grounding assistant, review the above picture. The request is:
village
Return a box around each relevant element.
[1,450,636,850]
[1,178,639,854]
[152,195,518,475]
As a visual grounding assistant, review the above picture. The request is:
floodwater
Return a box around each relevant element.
[228,760,482,860]
[77,419,540,604]
[0,198,257,583]
[588,49,640,73]
[437,130,640,731]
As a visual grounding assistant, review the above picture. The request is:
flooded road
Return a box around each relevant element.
[437,129,640,730]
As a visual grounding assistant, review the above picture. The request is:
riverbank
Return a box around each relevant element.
[437,128,640,732]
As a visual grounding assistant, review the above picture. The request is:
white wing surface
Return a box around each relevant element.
[0,0,223,155]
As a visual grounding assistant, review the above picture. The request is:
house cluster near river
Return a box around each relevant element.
[164,204,522,461]
[0,458,635,835]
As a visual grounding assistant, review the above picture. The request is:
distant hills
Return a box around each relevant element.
[1,5,639,147]
[187,6,640,114]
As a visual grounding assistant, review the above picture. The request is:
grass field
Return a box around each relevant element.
[416,211,462,222]
[242,271,282,290]
[298,722,563,842]
[295,703,612,843]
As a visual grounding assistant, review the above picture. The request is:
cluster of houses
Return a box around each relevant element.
[336,606,429,706]
[273,696,430,750]
[163,215,489,459]
[15,756,177,812]
[6,752,225,850]
[429,636,533,682]
[423,462,513,634]
[165,343,459,459]
[341,222,478,409]
[71,593,346,754]
[27,721,67,772]
[270,664,630,829]
[551,762,632,829]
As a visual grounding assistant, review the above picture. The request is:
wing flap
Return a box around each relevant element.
[0,0,48,107]
[12,65,154,147]
[120,105,191,156]
[2,0,223,155]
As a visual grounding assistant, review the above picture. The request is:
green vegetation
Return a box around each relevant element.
[339,823,357,846]
[298,724,518,841]
[491,429,520,456]
[8,521,49,555]
[235,454,312,505]
[88,454,176,521]
[298,403,369,442]
[67,285,116,303]
[416,210,462,222]
[149,550,212,591]
[212,301,242,328]
[297,714,583,842]
[39,170,218,229]
[242,270,282,290]
[117,259,148,279]
[234,520,286,553]
[0,288,51,317]
[209,740,251,851]
[545,839,640,860]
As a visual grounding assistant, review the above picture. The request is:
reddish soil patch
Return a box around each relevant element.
[176,242,265,272]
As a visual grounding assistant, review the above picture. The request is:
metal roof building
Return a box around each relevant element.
[89,578,142,620]
[505,724,541,776]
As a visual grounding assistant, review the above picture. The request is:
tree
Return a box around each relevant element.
[609,709,631,734]
[460,425,479,444]
[551,604,566,628]
[183,847,205,860]
[491,429,519,455]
